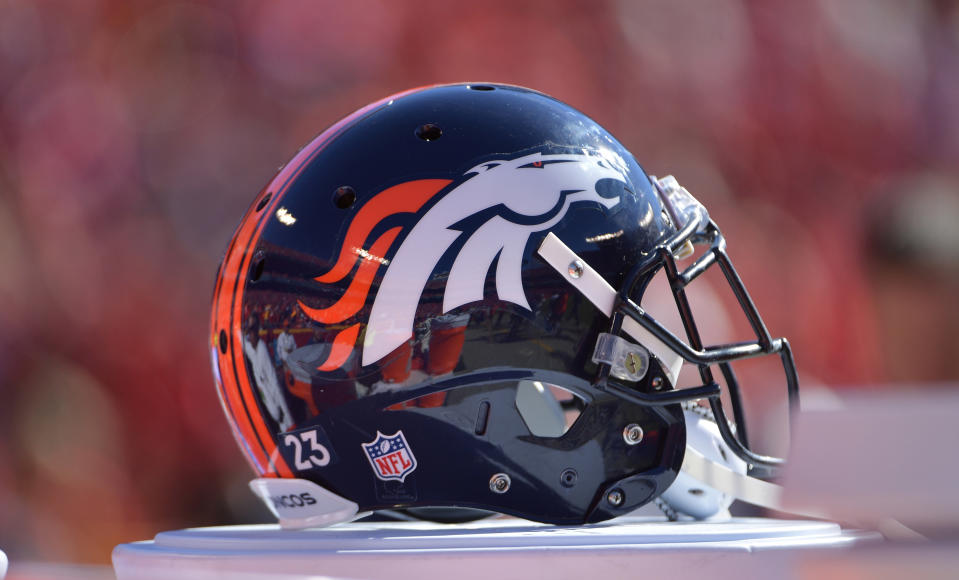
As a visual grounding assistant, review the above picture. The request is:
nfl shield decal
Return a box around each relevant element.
[362,430,418,482]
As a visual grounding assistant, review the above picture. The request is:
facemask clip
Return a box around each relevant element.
[592,332,650,382]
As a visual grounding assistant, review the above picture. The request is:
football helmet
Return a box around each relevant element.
[210,83,799,527]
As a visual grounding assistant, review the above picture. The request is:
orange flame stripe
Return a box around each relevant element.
[299,226,402,324]
[317,323,362,371]
[314,179,451,284]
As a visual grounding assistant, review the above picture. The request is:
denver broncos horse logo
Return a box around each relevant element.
[297,151,627,371]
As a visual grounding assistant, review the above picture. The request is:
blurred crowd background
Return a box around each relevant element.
[0,0,957,567]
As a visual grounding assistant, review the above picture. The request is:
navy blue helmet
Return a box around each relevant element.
[210,84,799,527]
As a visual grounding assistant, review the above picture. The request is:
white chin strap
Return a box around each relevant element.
[537,233,804,519]
[677,438,824,519]
[680,448,784,514]
[664,409,795,519]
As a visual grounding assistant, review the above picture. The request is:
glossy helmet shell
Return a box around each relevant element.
[211,83,686,524]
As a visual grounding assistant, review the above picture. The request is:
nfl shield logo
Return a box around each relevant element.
[362,430,418,482]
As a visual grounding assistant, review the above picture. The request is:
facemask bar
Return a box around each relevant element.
[592,177,800,479]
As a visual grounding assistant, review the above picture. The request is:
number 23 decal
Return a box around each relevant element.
[283,428,332,470]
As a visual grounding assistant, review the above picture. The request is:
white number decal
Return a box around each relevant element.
[283,429,331,470]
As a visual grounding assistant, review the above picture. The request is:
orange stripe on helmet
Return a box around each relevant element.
[211,240,245,449]
[230,242,296,476]
[211,195,276,474]
[317,323,362,371]
[298,226,402,324]
[314,179,452,284]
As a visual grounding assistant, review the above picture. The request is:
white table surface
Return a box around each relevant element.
[113,516,877,580]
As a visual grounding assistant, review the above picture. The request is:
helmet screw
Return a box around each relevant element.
[568,260,585,279]
[623,424,644,445]
[606,488,625,507]
[651,376,664,390]
[625,352,642,375]
[489,473,511,494]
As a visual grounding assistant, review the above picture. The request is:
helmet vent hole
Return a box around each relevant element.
[255,192,273,212]
[688,488,705,496]
[468,85,495,91]
[333,186,356,209]
[218,330,228,354]
[415,123,443,141]
[250,252,265,283]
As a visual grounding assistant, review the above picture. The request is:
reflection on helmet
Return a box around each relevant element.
[210,83,799,527]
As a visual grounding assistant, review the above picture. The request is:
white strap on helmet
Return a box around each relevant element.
[536,232,684,386]
[681,447,783,513]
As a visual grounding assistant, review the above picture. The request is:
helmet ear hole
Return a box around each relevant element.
[514,381,582,437]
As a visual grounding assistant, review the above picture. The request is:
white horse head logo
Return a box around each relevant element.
[361,151,626,365]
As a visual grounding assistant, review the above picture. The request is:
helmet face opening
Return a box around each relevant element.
[210,83,799,526]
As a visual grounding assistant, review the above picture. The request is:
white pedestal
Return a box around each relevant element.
[112,517,874,580]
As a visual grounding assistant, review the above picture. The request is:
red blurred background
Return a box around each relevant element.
[0,0,957,566]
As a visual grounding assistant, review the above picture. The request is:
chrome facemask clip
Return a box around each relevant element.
[592,332,650,382]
